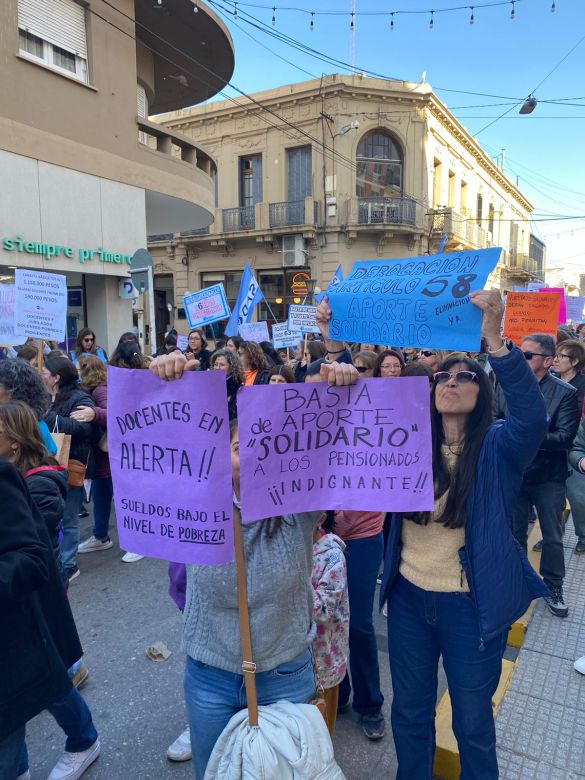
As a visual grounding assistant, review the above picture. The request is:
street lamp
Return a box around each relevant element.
[519,95,537,115]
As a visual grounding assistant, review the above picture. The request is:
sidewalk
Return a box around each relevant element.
[496,517,585,779]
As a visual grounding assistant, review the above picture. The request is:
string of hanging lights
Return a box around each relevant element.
[219,0,557,30]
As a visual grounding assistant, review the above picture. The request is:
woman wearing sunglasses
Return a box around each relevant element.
[416,348,447,373]
[314,289,548,780]
[69,328,108,366]
[374,290,551,780]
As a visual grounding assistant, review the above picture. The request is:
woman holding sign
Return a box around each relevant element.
[149,351,355,778]
[318,291,550,780]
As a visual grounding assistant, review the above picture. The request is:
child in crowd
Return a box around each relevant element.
[311,512,350,736]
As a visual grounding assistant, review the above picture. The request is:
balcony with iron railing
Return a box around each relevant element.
[222,205,255,232]
[507,253,537,276]
[269,200,305,228]
[431,208,487,248]
[355,196,417,226]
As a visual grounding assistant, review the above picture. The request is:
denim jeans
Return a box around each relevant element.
[60,485,83,570]
[17,686,98,775]
[92,477,113,540]
[567,469,585,544]
[387,574,507,780]
[184,649,316,779]
[0,725,25,778]
[339,532,384,716]
[513,481,566,589]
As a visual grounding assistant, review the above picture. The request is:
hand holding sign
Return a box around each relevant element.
[327,249,501,351]
[469,289,505,350]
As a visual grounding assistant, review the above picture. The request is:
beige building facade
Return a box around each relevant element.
[0,0,234,352]
[148,73,545,339]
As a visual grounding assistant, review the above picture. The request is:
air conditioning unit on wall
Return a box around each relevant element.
[282,234,306,267]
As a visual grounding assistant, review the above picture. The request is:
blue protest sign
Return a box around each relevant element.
[183,284,231,329]
[272,322,302,349]
[327,248,502,351]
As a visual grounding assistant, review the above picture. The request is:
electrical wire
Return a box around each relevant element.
[86,2,585,228]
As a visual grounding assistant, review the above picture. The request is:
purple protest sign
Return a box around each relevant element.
[107,367,233,564]
[238,377,433,522]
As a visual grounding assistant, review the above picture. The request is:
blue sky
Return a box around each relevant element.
[205,0,585,285]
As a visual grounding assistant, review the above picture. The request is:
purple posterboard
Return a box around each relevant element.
[107,367,233,564]
[238,377,433,522]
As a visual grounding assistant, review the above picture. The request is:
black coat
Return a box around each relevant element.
[493,371,579,483]
[43,384,94,463]
[0,460,82,740]
[226,374,241,420]
[25,465,68,586]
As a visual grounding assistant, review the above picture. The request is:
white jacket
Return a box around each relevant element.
[204,700,346,780]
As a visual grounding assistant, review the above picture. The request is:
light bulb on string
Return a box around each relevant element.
[510,1,515,19]
[390,12,395,30]
[551,1,556,10]
[470,6,474,24]
[193,0,198,11]
[310,12,314,30]
[350,12,355,31]
[233,2,238,19]
[271,6,276,26]
[429,10,434,29]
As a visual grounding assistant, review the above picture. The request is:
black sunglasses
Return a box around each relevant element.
[355,365,369,373]
[522,351,548,360]
[434,370,478,385]
[419,350,436,357]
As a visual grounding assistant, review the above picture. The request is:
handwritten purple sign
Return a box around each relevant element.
[107,367,233,564]
[238,377,433,522]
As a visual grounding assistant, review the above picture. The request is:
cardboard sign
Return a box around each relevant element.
[183,284,231,329]
[176,334,189,351]
[238,321,270,343]
[0,284,22,346]
[288,304,320,334]
[272,322,303,350]
[565,296,585,324]
[326,248,502,351]
[539,287,566,323]
[503,292,560,345]
[238,377,433,522]
[14,269,67,341]
[107,368,233,565]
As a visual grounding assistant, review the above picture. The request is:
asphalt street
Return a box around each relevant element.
[25,510,447,780]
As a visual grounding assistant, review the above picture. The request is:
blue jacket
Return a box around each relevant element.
[380,346,550,643]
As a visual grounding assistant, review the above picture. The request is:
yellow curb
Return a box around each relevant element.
[433,659,516,780]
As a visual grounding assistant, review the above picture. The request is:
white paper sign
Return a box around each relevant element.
[288,304,320,334]
[0,284,23,346]
[565,296,585,323]
[272,322,302,349]
[15,269,67,341]
[183,284,231,329]
[238,321,270,343]
[177,334,189,351]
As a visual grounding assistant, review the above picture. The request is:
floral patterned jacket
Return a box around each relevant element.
[311,533,349,690]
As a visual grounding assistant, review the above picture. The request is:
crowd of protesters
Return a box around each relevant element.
[1,308,585,780]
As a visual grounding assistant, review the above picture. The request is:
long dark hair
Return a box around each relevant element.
[74,327,97,357]
[45,357,79,388]
[408,354,493,529]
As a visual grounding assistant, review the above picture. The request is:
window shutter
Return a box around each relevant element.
[137,84,148,118]
[18,0,87,58]
[252,154,263,204]
[287,146,312,201]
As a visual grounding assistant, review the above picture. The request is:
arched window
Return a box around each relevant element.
[356,129,403,198]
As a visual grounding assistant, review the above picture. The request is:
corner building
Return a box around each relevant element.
[148,74,544,339]
[0,0,234,352]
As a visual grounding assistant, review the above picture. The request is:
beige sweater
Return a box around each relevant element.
[399,446,469,593]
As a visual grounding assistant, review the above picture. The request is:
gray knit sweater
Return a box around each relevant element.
[181,512,322,674]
